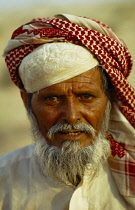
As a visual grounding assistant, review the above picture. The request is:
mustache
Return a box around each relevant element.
[47,122,96,140]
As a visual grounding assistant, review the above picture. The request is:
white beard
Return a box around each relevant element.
[28,101,111,186]
[34,133,111,186]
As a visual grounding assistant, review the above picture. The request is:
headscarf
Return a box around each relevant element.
[3,14,135,128]
[3,14,135,199]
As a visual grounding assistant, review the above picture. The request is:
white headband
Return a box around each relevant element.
[19,42,99,93]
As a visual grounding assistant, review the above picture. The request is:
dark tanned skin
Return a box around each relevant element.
[21,67,107,148]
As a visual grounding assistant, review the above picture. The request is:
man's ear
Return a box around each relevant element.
[20,89,28,109]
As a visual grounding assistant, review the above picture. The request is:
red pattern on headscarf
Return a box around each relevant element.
[108,134,135,197]
[4,17,135,128]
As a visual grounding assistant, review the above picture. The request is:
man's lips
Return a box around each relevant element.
[50,129,93,146]
[58,129,84,136]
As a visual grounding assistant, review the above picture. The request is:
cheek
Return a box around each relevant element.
[31,102,58,135]
[84,100,107,131]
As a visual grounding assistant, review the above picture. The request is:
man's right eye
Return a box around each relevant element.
[43,95,59,102]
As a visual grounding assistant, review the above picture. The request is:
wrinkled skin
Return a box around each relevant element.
[21,67,107,148]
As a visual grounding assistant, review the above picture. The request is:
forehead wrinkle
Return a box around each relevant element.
[36,67,102,95]
[38,81,101,98]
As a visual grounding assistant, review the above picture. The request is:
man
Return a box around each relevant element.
[1,14,135,209]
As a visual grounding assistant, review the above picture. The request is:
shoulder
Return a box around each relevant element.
[0,144,35,184]
[0,144,35,169]
[0,144,37,206]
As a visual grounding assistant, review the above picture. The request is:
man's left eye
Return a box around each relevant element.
[80,94,93,100]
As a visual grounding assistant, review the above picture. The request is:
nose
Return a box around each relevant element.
[61,98,81,124]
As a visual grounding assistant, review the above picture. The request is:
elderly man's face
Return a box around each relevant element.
[31,67,107,148]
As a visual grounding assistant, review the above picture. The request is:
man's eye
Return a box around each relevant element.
[80,94,93,100]
[43,95,59,102]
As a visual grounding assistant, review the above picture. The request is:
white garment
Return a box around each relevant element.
[0,144,134,210]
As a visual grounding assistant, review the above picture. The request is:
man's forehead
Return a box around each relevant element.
[37,67,102,94]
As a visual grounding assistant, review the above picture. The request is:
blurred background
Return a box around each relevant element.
[0,0,135,155]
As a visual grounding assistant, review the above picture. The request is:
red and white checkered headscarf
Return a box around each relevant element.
[3,14,135,129]
[3,14,135,199]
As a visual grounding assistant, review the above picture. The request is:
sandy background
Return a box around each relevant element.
[0,0,135,155]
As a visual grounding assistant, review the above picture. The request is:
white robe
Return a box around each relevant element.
[0,144,134,210]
